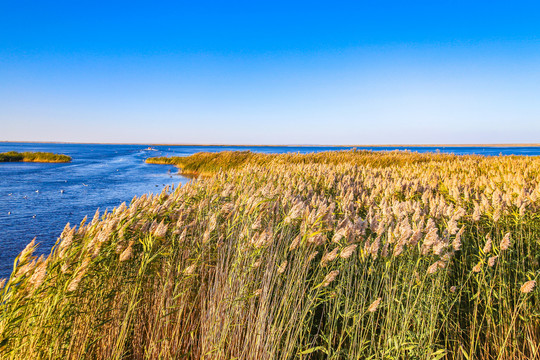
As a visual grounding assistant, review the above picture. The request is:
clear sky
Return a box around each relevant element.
[1,1,539,145]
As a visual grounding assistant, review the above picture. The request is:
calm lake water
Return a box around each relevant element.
[1,142,539,278]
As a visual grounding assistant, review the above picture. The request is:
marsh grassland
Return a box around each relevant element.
[1,150,539,359]
[0,151,71,163]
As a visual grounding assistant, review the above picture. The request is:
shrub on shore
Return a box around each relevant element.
[1,150,539,359]
[0,151,71,163]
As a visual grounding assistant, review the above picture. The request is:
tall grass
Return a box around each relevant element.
[1,151,539,359]
[0,151,71,163]
[145,149,461,176]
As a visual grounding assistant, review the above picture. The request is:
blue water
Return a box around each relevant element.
[1,142,539,278]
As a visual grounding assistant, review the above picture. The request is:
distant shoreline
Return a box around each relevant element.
[1,141,540,148]
[0,151,72,163]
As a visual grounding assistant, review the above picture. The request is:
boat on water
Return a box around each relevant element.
[143,147,158,151]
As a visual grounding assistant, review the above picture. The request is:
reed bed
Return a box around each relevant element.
[146,149,459,177]
[1,150,539,359]
[0,151,71,163]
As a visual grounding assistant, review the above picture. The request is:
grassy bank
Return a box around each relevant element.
[0,151,71,163]
[1,151,539,359]
[146,149,461,177]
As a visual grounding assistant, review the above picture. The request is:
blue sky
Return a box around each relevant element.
[1,1,540,144]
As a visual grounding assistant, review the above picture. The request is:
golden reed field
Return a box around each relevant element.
[0,151,71,163]
[1,150,539,359]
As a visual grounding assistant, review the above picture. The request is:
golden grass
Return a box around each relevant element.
[146,149,461,176]
[0,151,71,163]
[1,150,540,359]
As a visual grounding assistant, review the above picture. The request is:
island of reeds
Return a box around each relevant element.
[0,151,71,163]
[1,150,539,359]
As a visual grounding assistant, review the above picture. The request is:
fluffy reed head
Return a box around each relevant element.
[322,270,339,287]
[520,280,536,294]
[119,241,135,262]
[500,232,511,251]
[340,244,357,259]
[367,297,382,312]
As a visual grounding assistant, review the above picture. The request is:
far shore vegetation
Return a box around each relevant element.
[146,149,462,177]
[0,151,71,163]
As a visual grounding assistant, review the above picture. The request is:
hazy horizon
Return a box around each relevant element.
[2,1,540,144]
[2,140,540,147]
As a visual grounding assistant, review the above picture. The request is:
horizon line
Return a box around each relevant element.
[1,140,540,148]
